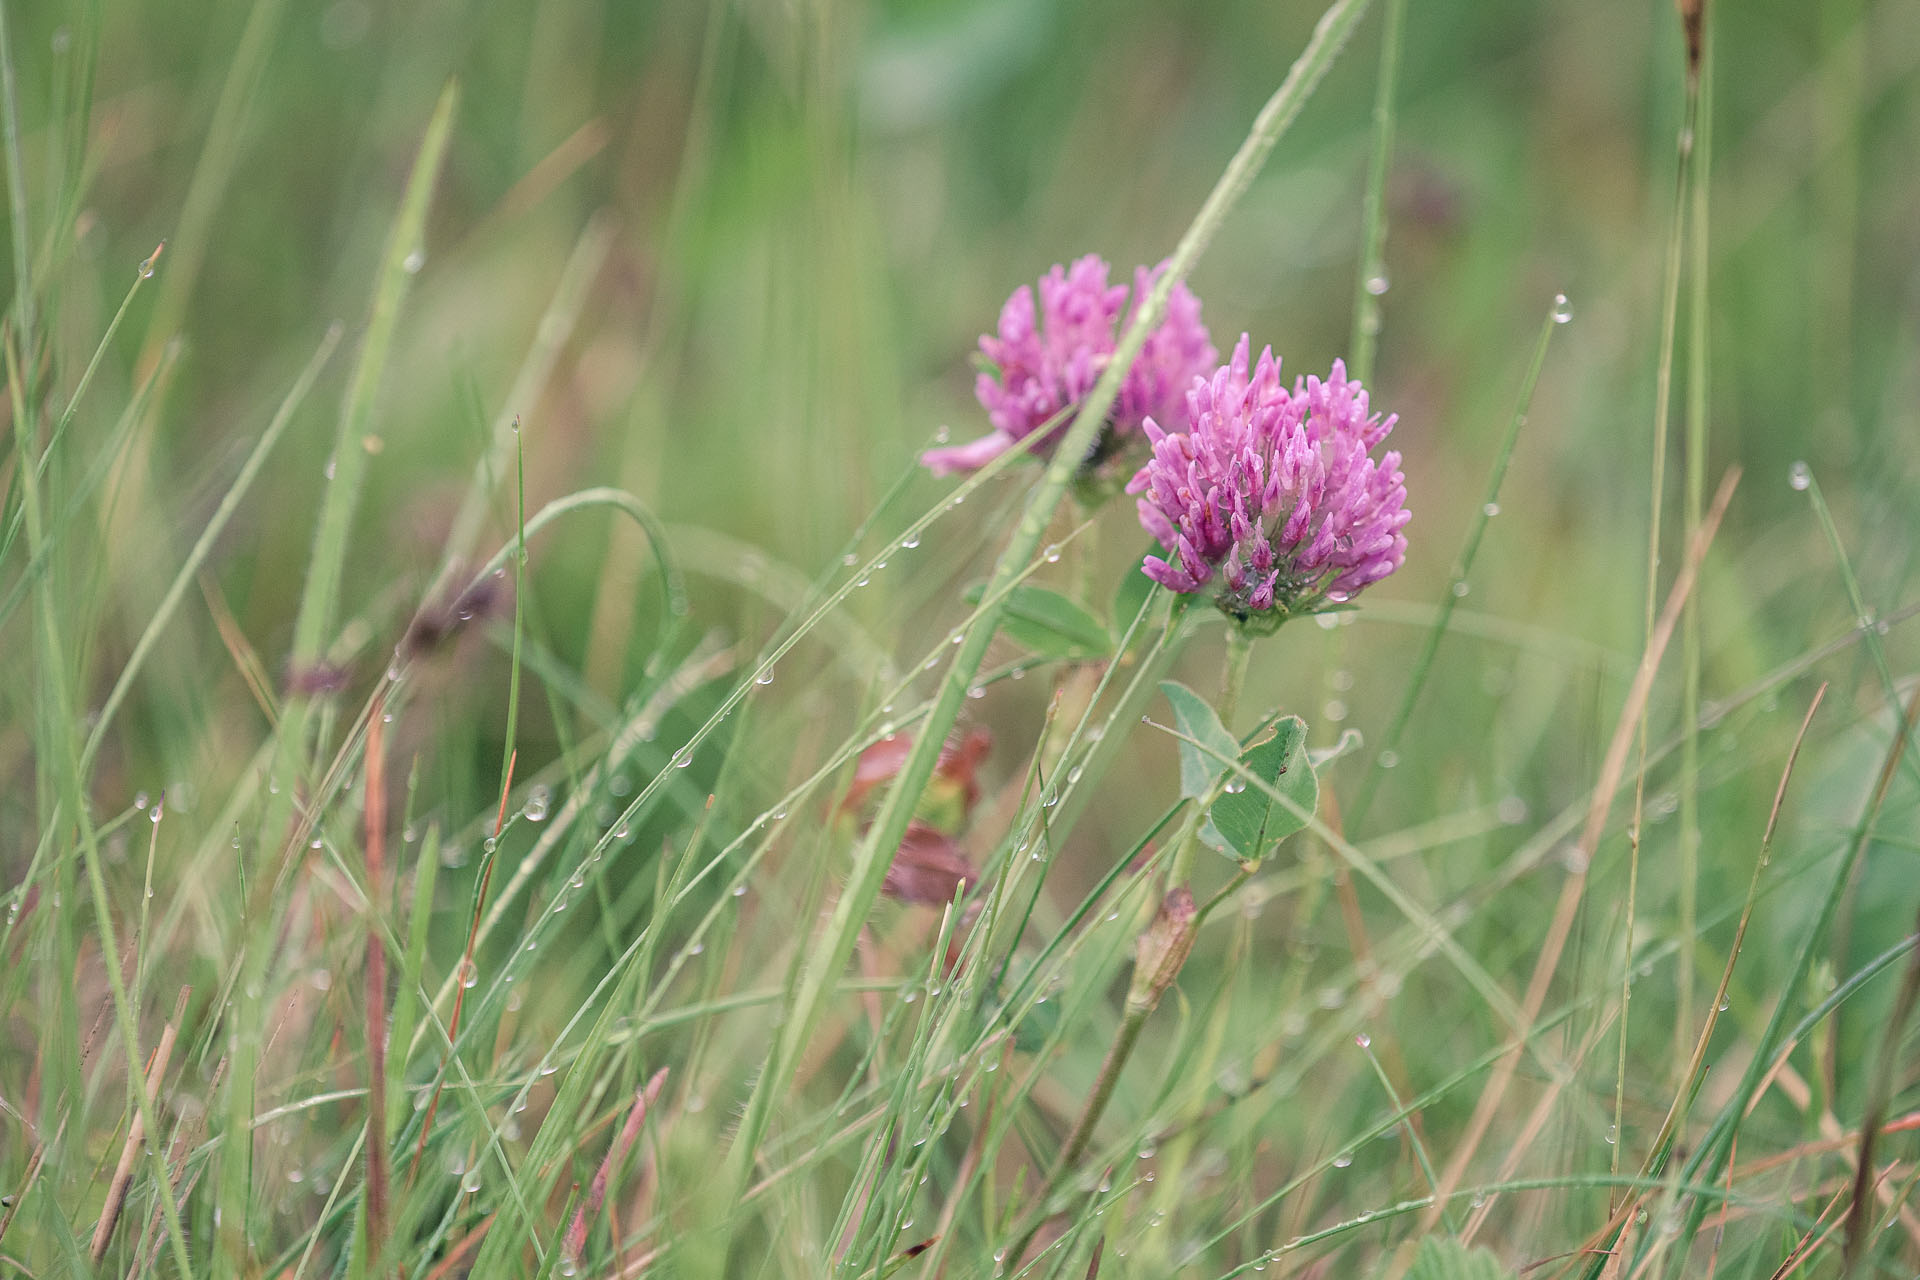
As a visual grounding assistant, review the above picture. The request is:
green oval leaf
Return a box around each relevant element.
[1208,715,1317,861]
[1159,680,1240,802]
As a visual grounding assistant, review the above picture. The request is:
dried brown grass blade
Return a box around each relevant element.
[89,986,189,1262]
[1422,467,1740,1229]
[564,1067,670,1265]
[364,694,393,1269]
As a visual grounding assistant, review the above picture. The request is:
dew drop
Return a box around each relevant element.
[1378,749,1399,769]
[902,535,921,549]
[1551,293,1573,323]
[755,670,774,686]
[1788,460,1812,491]
[673,750,693,769]
[1604,1124,1617,1144]
[461,1169,482,1194]
[483,836,497,854]
[1332,1152,1353,1168]
[967,685,986,700]
[523,784,551,821]
[1482,502,1500,517]
[1315,613,1340,631]
[1355,1032,1371,1049]
[1042,544,1062,563]
[403,249,425,274]
[1365,274,1390,296]
[1451,580,1470,598]
[133,790,150,810]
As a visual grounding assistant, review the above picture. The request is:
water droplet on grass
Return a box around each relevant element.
[523,785,551,821]
[1788,460,1812,490]
[1551,293,1573,323]
[403,250,425,274]
[1365,274,1390,295]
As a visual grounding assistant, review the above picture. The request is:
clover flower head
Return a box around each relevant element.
[922,255,1216,476]
[1126,336,1409,627]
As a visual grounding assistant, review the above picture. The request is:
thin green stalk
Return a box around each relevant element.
[497,418,528,810]
[1619,60,1698,1188]
[1803,473,1920,785]
[1168,625,1255,890]
[1346,305,1559,831]
[716,0,1375,1229]
[79,323,342,779]
[1002,1003,1152,1265]
[136,0,291,368]
[290,82,457,674]
[1676,3,1715,1085]
[1348,0,1406,385]
[1217,625,1255,734]
[0,0,38,368]
[1357,1034,1458,1234]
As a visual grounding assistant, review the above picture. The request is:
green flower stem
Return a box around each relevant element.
[1003,1000,1154,1266]
[1218,624,1256,733]
[1168,626,1257,890]
[716,0,1374,1234]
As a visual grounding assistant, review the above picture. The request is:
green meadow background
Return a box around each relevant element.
[2,0,1917,1276]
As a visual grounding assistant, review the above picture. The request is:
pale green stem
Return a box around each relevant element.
[1217,625,1255,734]
[1004,995,1154,1268]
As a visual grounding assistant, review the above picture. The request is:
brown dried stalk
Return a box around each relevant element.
[564,1067,670,1265]
[89,987,189,1262]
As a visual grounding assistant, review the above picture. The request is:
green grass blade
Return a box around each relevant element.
[79,322,342,778]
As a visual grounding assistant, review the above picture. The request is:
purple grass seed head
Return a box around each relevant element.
[922,255,1216,480]
[1126,336,1409,631]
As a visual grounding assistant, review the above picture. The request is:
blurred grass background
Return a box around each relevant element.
[4,0,1920,1274]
